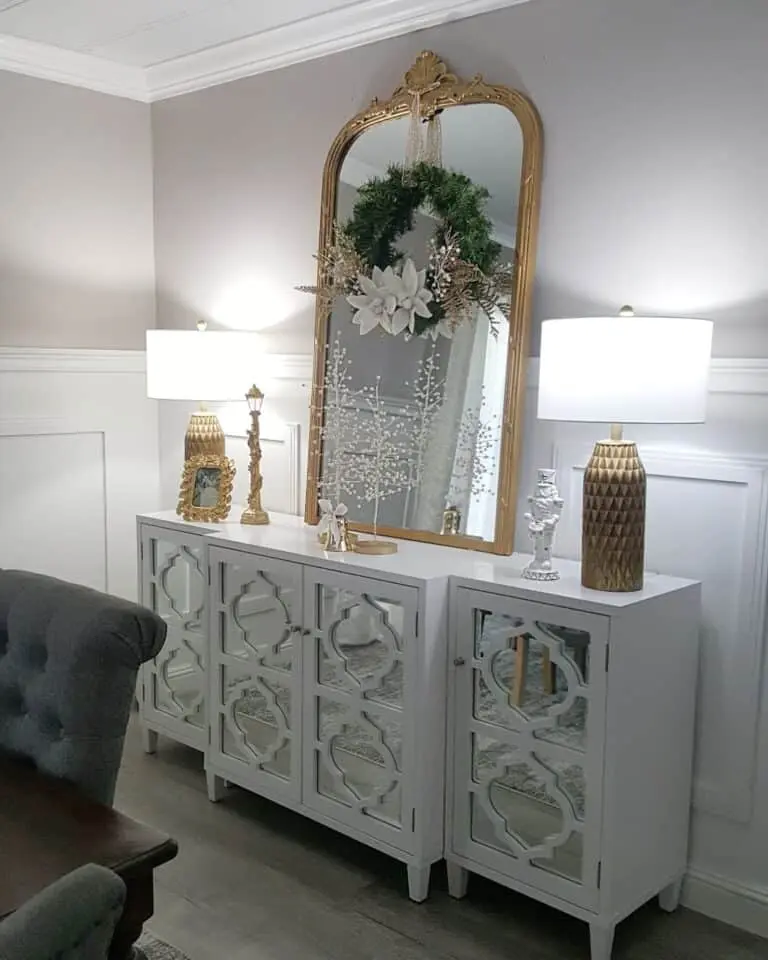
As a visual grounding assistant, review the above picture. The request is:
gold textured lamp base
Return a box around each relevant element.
[185,411,225,459]
[241,506,270,525]
[582,439,646,592]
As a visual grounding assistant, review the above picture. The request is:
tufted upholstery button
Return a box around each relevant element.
[0,684,24,715]
[24,643,48,672]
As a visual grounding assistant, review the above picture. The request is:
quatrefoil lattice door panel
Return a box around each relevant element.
[208,548,303,804]
[450,590,609,911]
[139,528,208,750]
[301,567,418,852]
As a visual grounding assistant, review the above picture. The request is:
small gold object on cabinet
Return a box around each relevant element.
[441,505,461,537]
[241,385,270,526]
[353,539,398,556]
[177,454,235,522]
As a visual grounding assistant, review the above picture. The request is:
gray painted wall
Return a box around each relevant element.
[151,0,768,358]
[0,72,154,349]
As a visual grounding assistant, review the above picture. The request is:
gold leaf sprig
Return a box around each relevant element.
[296,223,364,305]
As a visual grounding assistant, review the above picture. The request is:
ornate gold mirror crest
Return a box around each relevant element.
[304,51,543,554]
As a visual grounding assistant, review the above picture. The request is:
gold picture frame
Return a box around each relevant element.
[304,50,543,555]
[177,454,236,522]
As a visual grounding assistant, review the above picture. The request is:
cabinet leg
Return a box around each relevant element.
[206,770,227,803]
[658,877,683,913]
[141,726,158,755]
[589,921,615,960]
[446,861,469,899]
[407,864,431,903]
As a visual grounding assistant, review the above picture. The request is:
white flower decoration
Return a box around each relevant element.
[347,260,433,337]
[386,259,433,335]
[347,266,397,335]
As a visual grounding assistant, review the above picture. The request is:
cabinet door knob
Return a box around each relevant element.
[453,657,466,667]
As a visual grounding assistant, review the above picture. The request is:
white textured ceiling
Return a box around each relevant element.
[0,0,532,100]
[0,0,357,68]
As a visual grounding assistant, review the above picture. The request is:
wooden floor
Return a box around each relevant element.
[116,717,765,960]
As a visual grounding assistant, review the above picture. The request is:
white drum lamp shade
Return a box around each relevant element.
[536,313,713,593]
[537,316,713,424]
[146,330,262,402]
[146,328,262,462]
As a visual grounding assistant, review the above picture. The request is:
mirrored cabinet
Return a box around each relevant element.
[137,512,700,955]
[137,514,448,902]
[446,579,700,960]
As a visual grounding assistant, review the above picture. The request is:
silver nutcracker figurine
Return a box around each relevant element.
[522,468,564,581]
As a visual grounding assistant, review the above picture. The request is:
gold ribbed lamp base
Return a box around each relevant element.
[582,439,646,592]
[184,411,225,459]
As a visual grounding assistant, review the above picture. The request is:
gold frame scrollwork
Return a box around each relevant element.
[305,51,543,555]
[177,454,236,523]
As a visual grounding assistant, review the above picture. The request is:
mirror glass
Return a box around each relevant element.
[321,104,523,544]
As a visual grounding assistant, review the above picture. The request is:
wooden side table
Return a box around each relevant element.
[0,756,178,960]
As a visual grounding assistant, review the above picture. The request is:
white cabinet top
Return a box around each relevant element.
[138,510,698,612]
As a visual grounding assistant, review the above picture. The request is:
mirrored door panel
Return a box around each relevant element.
[452,592,608,909]
[209,549,303,800]
[302,570,417,849]
[141,531,207,740]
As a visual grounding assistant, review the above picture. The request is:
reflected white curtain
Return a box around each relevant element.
[465,311,508,540]
[413,311,489,532]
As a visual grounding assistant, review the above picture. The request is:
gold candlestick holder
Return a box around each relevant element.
[240,385,270,526]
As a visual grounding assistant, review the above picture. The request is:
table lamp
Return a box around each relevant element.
[537,307,713,592]
[146,325,262,459]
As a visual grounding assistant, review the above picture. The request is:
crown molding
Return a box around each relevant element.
[0,34,148,101]
[145,0,532,101]
[0,1,530,102]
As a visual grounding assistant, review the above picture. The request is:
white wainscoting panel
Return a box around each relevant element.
[0,422,107,590]
[553,441,768,825]
[0,349,160,601]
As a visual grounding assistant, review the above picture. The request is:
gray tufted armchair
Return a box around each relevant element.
[0,570,166,806]
[0,864,126,960]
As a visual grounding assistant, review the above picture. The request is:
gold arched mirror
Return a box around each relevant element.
[304,52,542,554]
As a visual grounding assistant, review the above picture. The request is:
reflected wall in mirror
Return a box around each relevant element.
[305,53,542,554]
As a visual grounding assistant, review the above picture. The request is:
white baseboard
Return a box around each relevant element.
[683,868,768,939]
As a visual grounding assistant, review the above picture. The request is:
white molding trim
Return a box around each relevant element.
[684,868,768,939]
[0,34,147,101]
[0,348,146,374]
[0,347,313,381]
[2,349,766,394]
[0,1,531,102]
[708,359,768,395]
[145,0,532,100]
[526,357,768,396]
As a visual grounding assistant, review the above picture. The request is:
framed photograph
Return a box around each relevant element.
[177,454,235,522]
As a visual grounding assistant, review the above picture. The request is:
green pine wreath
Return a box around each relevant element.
[343,162,502,335]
